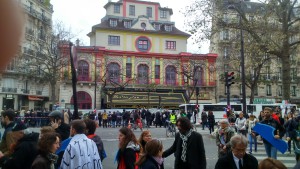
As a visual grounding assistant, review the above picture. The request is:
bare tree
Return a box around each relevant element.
[184,0,300,100]
[18,21,75,106]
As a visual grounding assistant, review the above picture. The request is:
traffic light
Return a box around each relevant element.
[225,72,235,86]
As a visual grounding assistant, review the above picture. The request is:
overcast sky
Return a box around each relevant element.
[51,0,209,53]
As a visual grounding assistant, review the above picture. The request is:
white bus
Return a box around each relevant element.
[179,103,243,122]
[247,103,297,118]
[179,103,297,123]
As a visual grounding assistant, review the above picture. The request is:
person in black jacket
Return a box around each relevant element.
[136,139,164,169]
[84,119,106,161]
[31,132,60,169]
[215,134,258,169]
[116,127,140,169]
[259,107,285,160]
[163,117,206,169]
[0,122,39,169]
[48,110,70,142]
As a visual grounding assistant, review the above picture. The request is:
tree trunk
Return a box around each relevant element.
[281,54,291,100]
[50,82,56,110]
[249,85,255,104]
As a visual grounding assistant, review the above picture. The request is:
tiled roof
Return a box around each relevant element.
[89,19,190,37]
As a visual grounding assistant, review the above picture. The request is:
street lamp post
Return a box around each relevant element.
[239,0,247,114]
[227,0,246,114]
[69,42,79,119]
[94,60,97,110]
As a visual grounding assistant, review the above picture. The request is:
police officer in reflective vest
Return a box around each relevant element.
[170,110,177,124]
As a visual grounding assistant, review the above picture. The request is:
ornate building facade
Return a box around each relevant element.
[59,0,218,110]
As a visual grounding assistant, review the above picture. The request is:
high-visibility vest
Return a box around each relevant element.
[170,114,176,124]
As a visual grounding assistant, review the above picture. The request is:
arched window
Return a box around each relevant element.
[70,91,92,109]
[165,66,176,85]
[194,66,203,86]
[137,64,149,84]
[77,60,89,81]
[107,62,120,83]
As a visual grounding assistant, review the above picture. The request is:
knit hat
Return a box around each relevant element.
[12,122,27,132]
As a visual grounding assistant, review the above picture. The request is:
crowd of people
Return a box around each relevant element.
[214,106,300,169]
[0,105,300,169]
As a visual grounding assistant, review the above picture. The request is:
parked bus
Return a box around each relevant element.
[179,103,242,122]
[179,103,298,123]
[247,103,297,118]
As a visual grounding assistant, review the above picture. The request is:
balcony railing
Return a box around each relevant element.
[2,87,17,93]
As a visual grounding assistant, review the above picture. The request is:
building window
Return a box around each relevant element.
[223,13,228,23]
[278,67,282,81]
[220,29,229,40]
[108,35,120,45]
[194,66,203,86]
[278,85,282,96]
[107,63,120,83]
[147,7,152,17]
[137,64,149,84]
[141,22,146,29]
[291,68,297,81]
[160,10,167,18]
[155,65,160,79]
[165,25,172,32]
[39,26,45,40]
[77,60,89,81]
[124,20,132,28]
[154,24,160,31]
[126,63,132,78]
[129,5,135,16]
[109,19,118,27]
[224,47,229,59]
[166,66,176,85]
[166,41,176,50]
[265,66,270,80]
[114,4,120,13]
[266,85,272,96]
[291,86,296,96]
[136,37,151,52]
[6,58,16,71]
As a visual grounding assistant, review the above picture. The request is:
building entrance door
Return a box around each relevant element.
[3,98,14,110]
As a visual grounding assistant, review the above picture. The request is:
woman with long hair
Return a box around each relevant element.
[136,139,164,169]
[116,127,140,169]
[31,132,60,169]
[138,131,152,154]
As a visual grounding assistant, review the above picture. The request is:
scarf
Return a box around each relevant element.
[179,129,193,162]
[47,153,58,169]
[153,156,164,169]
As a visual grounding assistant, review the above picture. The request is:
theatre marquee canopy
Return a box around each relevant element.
[105,92,186,109]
